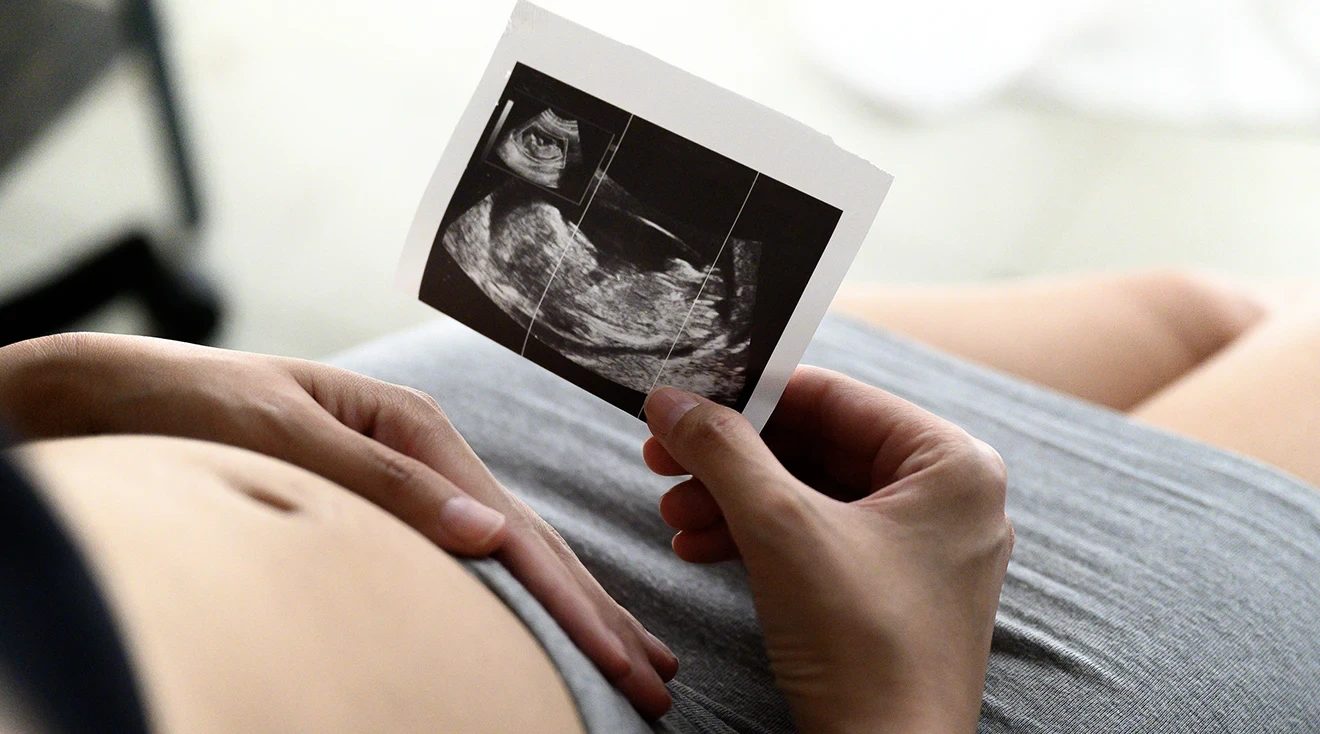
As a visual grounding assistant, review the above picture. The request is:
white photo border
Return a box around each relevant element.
[397,0,893,431]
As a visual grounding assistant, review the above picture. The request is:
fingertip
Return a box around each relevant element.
[642,437,687,476]
[657,491,690,530]
[613,662,673,720]
[637,682,673,720]
[638,634,679,683]
[659,479,723,531]
[646,394,798,526]
[671,525,739,564]
[653,642,679,682]
[622,612,680,682]
[609,625,675,714]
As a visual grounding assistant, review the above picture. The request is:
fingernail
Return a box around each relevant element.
[438,496,506,550]
[646,386,700,437]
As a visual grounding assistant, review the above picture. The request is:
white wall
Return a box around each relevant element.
[2,0,1317,358]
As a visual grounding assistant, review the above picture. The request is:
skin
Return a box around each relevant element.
[642,372,1013,733]
[1132,290,1320,487]
[0,332,676,717]
[832,269,1320,488]
[832,270,1267,411]
[19,435,587,734]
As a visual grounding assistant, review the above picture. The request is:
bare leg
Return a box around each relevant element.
[831,271,1320,487]
[1133,294,1320,487]
[831,271,1267,411]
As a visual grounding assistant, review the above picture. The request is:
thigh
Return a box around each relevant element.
[19,436,583,734]
[1134,294,1320,488]
[831,271,1265,410]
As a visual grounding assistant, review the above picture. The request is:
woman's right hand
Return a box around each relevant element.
[641,367,1013,733]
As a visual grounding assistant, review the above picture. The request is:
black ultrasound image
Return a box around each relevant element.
[420,63,842,416]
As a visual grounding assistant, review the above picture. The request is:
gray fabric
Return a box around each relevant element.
[330,314,1320,733]
[460,557,656,734]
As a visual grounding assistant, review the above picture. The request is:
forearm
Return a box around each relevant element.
[790,672,982,734]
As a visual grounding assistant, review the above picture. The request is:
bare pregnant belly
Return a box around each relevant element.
[19,436,584,734]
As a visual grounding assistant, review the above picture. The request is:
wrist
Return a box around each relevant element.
[786,639,986,734]
[793,689,979,734]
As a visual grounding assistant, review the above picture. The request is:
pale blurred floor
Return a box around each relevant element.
[2,0,1319,359]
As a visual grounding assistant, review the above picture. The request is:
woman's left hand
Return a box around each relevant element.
[0,332,677,717]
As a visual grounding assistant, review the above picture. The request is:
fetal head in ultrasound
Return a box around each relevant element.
[495,108,584,190]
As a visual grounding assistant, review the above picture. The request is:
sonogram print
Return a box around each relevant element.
[420,63,841,415]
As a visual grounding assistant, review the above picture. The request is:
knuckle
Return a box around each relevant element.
[372,447,427,501]
[509,503,581,566]
[972,440,1009,495]
[933,431,1009,512]
[981,513,1016,571]
[403,386,444,413]
[680,405,744,449]
[246,392,309,448]
[758,483,810,525]
[396,385,451,425]
[539,519,579,565]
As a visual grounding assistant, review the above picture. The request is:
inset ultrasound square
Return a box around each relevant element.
[481,84,616,205]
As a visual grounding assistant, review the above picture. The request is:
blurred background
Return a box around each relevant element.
[3,0,1320,359]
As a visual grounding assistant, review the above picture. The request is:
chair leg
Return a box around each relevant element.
[0,2,224,348]
[0,233,222,347]
[121,0,202,229]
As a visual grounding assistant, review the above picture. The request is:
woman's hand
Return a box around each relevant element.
[0,333,677,717]
[642,367,1013,733]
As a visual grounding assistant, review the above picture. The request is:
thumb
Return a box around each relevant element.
[645,387,803,529]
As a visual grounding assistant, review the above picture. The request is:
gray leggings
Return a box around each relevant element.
[331,315,1320,733]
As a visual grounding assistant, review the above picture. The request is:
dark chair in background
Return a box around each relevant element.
[0,0,222,347]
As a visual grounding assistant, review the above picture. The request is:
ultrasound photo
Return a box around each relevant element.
[418,63,843,416]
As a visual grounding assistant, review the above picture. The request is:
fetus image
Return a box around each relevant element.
[421,63,841,415]
[495,108,584,189]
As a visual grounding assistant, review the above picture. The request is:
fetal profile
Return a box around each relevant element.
[495,107,585,189]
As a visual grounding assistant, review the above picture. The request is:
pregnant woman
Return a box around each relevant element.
[2,269,1318,732]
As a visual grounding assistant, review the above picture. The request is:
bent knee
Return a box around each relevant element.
[1121,269,1271,364]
